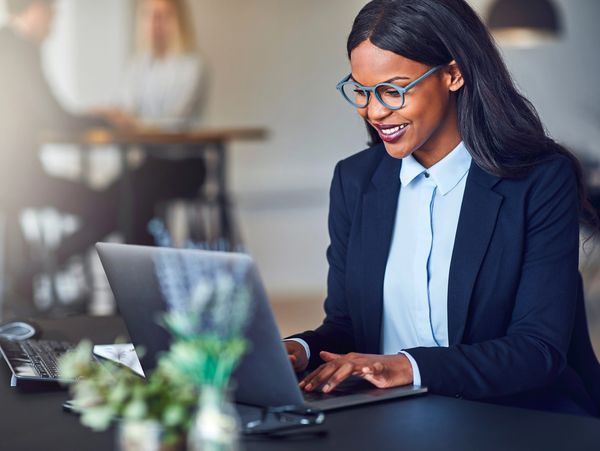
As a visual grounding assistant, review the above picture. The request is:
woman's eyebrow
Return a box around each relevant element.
[350,75,411,84]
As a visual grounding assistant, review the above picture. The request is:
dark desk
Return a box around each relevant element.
[2,316,600,451]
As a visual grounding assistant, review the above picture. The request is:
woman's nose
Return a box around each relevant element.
[366,95,391,121]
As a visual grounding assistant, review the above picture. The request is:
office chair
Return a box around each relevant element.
[567,273,600,416]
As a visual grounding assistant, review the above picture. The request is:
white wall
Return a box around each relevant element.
[190,0,368,190]
[46,0,133,110]
[188,0,370,297]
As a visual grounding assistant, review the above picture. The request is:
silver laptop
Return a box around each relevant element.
[96,243,426,411]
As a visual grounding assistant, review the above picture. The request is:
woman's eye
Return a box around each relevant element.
[353,90,366,97]
[384,90,401,97]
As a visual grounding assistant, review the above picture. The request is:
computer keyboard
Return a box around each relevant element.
[0,338,74,381]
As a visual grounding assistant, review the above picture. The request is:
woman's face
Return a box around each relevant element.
[28,1,55,42]
[143,0,177,54]
[350,40,463,167]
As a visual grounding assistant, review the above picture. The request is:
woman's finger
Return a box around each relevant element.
[322,362,355,393]
[303,362,341,392]
[361,361,384,376]
[359,361,390,388]
[304,364,338,391]
[299,364,324,389]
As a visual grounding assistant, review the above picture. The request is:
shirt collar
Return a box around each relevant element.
[400,141,472,195]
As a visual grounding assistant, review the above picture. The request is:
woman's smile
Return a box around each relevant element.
[372,122,409,143]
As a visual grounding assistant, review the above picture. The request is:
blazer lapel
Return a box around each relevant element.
[447,162,503,345]
[361,150,401,354]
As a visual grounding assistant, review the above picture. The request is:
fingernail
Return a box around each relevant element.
[299,381,305,388]
[305,384,312,391]
[323,384,330,393]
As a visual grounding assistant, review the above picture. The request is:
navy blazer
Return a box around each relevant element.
[293,143,598,415]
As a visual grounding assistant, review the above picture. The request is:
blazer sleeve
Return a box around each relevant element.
[288,161,356,369]
[405,157,580,399]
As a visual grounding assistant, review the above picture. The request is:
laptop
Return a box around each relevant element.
[96,243,427,411]
[0,338,74,384]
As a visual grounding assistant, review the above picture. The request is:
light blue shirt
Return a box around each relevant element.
[383,141,471,385]
[288,142,471,387]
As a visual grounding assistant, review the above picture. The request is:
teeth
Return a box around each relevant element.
[380,124,407,135]
[382,126,400,135]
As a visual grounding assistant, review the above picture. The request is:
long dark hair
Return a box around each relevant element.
[348,0,597,229]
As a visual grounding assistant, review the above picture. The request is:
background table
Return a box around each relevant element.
[43,127,268,246]
[1,316,600,451]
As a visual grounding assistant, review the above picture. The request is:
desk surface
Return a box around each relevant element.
[1,316,599,451]
[42,126,268,146]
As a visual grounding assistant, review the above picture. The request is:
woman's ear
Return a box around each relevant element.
[447,60,464,92]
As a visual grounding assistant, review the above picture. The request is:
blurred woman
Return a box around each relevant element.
[116,0,205,129]
[101,0,208,246]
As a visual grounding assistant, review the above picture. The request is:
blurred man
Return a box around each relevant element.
[0,0,118,305]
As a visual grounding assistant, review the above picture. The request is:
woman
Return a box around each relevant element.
[107,0,205,129]
[101,0,208,245]
[285,0,599,416]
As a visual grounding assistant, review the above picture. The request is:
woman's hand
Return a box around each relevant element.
[299,351,413,393]
[284,340,309,373]
[91,107,138,130]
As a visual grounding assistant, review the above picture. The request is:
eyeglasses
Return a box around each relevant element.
[336,65,443,110]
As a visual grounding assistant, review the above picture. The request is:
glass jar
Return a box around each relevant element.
[188,386,240,451]
[117,420,184,451]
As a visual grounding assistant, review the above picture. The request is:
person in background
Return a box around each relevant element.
[97,0,208,246]
[0,0,205,310]
[0,0,121,307]
[119,0,205,129]
[96,0,205,130]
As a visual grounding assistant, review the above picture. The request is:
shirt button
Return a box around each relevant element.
[424,172,430,178]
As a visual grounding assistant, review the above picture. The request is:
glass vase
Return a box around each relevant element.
[117,420,184,451]
[188,385,240,451]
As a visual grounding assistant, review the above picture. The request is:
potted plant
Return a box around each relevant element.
[59,341,197,450]
[60,227,253,451]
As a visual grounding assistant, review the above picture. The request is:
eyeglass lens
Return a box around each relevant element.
[340,82,404,109]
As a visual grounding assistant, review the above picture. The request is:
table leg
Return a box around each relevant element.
[213,140,239,248]
[80,144,92,183]
[118,145,134,243]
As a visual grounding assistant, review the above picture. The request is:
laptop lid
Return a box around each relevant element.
[96,243,304,408]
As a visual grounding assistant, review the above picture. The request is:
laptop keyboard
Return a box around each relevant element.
[301,377,376,401]
[0,339,73,380]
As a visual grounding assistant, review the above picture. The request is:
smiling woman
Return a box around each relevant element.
[283,0,600,417]
[350,42,464,168]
